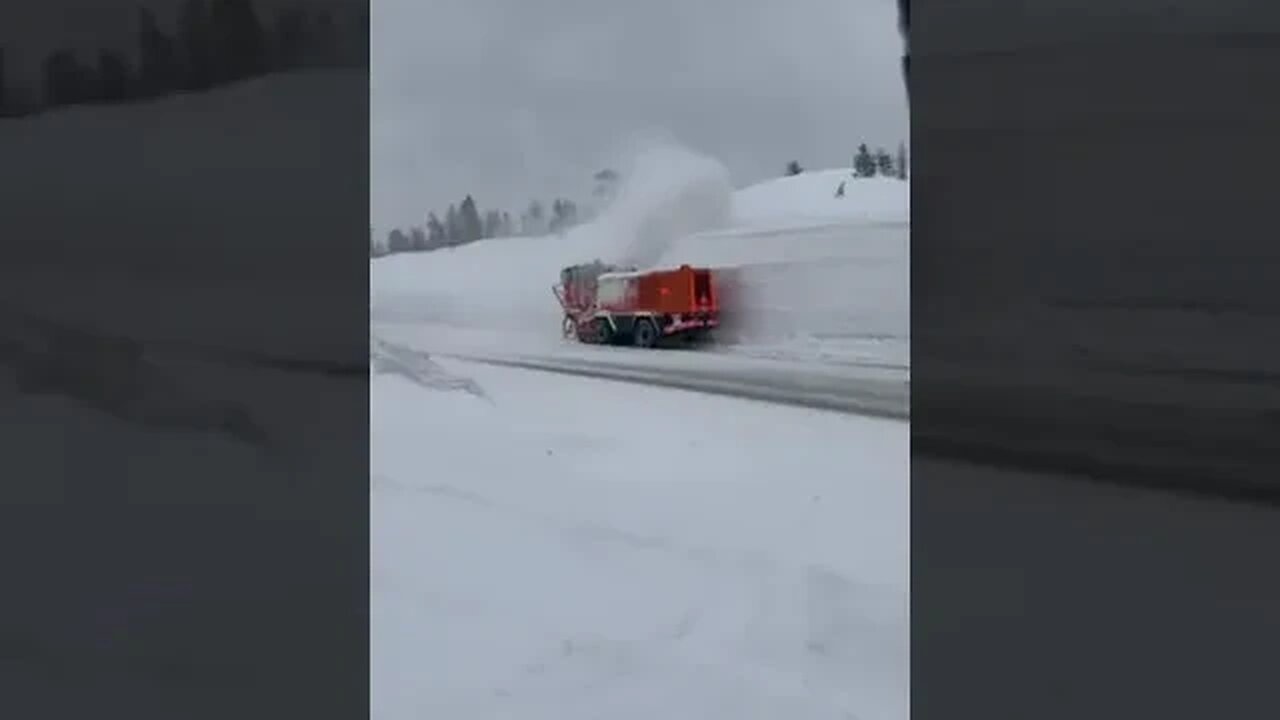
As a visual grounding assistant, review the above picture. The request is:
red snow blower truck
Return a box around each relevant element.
[554,261,722,347]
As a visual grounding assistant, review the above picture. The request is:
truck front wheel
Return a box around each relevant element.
[596,319,614,344]
[632,317,658,348]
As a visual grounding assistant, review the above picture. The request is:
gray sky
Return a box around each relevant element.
[372,0,907,232]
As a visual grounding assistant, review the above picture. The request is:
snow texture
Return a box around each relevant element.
[372,355,908,720]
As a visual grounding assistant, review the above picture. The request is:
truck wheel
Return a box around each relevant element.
[596,320,610,344]
[632,317,658,348]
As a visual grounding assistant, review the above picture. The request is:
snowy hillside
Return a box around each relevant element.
[371,157,909,367]
[731,169,909,227]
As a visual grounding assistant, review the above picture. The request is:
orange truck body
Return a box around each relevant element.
[554,263,722,347]
[597,265,716,316]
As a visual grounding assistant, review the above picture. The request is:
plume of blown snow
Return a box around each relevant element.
[576,142,733,269]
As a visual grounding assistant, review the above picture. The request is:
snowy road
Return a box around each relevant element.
[451,352,908,419]
[373,328,909,420]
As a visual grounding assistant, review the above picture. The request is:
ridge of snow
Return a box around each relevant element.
[730,169,909,227]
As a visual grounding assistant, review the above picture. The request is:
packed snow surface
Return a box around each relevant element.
[371,348,908,720]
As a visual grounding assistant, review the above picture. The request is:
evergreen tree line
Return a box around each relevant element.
[371,168,622,258]
[786,141,909,180]
[0,0,369,117]
[372,195,585,259]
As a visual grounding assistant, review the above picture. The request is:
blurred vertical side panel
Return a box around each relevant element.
[911,1,1280,718]
[0,2,370,718]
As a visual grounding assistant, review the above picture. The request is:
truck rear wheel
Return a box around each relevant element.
[632,317,658,348]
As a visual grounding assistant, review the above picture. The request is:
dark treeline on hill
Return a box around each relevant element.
[0,0,369,118]
[784,141,909,181]
[852,141,908,180]
[371,169,621,259]
[372,195,585,260]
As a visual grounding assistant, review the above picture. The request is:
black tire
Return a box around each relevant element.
[580,318,612,344]
[632,317,658,348]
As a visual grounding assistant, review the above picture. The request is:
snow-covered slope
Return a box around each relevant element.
[371,157,909,366]
[372,165,907,294]
[730,169,909,227]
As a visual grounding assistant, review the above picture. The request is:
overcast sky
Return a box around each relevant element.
[372,0,907,232]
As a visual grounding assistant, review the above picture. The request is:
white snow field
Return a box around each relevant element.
[371,341,907,720]
[371,146,910,718]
